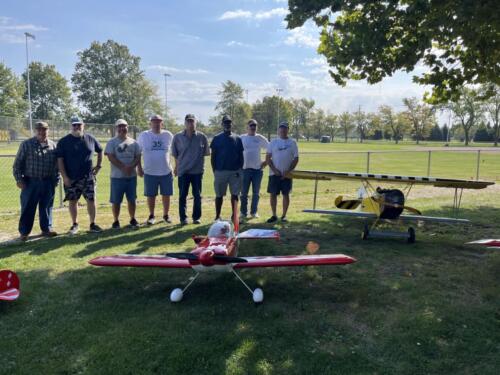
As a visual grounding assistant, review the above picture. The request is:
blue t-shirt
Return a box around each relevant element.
[210,132,244,171]
[56,133,103,180]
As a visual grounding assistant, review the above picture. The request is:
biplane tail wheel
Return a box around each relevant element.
[407,227,416,244]
[361,223,370,240]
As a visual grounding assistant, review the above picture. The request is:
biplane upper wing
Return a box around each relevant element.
[234,254,355,268]
[288,170,494,189]
[0,270,20,301]
[303,209,470,224]
[237,229,280,240]
[89,254,192,268]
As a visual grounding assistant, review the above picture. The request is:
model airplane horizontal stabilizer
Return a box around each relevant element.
[288,170,494,189]
[0,270,20,301]
[237,229,280,240]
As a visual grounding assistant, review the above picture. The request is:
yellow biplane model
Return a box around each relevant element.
[287,170,494,243]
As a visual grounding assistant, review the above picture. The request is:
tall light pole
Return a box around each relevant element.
[163,73,171,120]
[25,32,35,135]
[276,88,283,127]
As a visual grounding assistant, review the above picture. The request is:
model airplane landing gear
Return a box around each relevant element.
[170,273,200,302]
[361,222,416,243]
[232,269,264,304]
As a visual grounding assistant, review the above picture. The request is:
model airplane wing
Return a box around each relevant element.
[303,209,470,224]
[237,229,280,240]
[0,270,20,301]
[234,254,355,268]
[89,254,192,268]
[466,239,500,248]
[288,170,494,189]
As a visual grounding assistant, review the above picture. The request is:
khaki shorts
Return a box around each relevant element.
[214,169,242,197]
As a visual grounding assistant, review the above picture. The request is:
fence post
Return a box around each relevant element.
[476,150,481,180]
[366,152,371,173]
[427,150,432,176]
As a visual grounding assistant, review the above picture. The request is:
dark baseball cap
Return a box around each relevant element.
[248,119,258,126]
[35,121,49,129]
[221,115,232,124]
[150,114,163,121]
[278,121,289,128]
[185,114,196,121]
[71,116,83,125]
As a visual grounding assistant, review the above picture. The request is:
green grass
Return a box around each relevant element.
[0,141,499,374]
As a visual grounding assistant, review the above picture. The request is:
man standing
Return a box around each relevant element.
[240,119,269,221]
[13,121,59,240]
[56,116,103,234]
[266,121,299,223]
[137,114,174,225]
[172,114,210,225]
[105,119,141,229]
[210,115,244,221]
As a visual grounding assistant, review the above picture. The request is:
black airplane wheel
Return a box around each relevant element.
[407,227,416,244]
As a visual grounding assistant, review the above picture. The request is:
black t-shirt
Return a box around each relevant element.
[210,132,243,171]
[56,133,102,180]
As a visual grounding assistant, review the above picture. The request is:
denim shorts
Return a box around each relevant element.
[110,177,137,204]
[144,173,174,197]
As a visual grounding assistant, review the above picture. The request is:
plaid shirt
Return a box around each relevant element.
[13,137,58,182]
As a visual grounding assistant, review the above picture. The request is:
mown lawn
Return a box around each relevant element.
[0,141,499,374]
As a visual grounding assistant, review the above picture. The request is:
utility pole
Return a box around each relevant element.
[276,88,283,127]
[25,32,35,135]
[163,73,171,120]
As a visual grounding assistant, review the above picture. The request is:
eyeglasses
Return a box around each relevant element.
[72,123,82,126]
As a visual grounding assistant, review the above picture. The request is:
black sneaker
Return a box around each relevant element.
[89,223,103,233]
[163,215,172,224]
[129,218,139,228]
[281,216,288,223]
[112,221,120,229]
[266,215,278,223]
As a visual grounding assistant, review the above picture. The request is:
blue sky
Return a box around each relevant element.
[1,0,429,123]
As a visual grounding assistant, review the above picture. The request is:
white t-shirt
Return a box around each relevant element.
[137,129,173,176]
[241,134,269,170]
[267,137,299,176]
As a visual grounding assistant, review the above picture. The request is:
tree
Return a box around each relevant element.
[403,97,434,144]
[215,80,250,133]
[286,1,500,104]
[253,96,279,140]
[473,123,493,142]
[481,84,499,146]
[447,88,484,146]
[379,105,408,144]
[353,107,368,143]
[428,124,443,141]
[72,39,162,127]
[338,112,354,142]
[289,98,315,141]
[324,113,337,141]
[311,108,325,140]
[22,62,73,120]
[0,62,26,117]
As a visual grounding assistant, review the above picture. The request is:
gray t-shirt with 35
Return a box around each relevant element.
[104,136,141,178]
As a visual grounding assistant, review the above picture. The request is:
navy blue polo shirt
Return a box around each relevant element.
[56,133,102,180]
[210,132,244,171]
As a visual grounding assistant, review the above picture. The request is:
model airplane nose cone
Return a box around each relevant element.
[199,250,214,266]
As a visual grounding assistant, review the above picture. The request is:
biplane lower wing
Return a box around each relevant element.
[303,209,470,224]
[234,254,355,268]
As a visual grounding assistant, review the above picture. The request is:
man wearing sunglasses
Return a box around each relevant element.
[56,116,103,234]
[13,121,59,241]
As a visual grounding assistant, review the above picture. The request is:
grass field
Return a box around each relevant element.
[0,141,499,374]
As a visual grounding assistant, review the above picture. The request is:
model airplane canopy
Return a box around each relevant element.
[288,170,494,189]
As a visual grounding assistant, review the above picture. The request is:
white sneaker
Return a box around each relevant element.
[69,223,79,235]
[251,213,260,219]
[146,215,156,225]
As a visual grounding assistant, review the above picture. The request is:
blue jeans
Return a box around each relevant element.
[178,173,203,221]
[19,177,56,235]
[240,168,263,216]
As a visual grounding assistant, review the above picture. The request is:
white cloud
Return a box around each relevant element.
[284,24,319,48]
[177,33,201,41]
[147,65,209,74]
[226,40,253,48]
[255,8,288,20]
[218,10,253,21]
[0,17,48,44]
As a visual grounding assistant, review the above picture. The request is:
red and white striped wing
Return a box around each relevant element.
[0,270,20,301]
[89,255,192,268]
[234,254,356,268]
[467,239,500,247]
[0,288,20,301]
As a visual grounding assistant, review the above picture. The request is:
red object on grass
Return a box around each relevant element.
[0,270,20,301]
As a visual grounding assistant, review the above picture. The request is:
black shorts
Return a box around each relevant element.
[267,176,292,195]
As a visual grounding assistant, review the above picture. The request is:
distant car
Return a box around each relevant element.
[320,135,331,143]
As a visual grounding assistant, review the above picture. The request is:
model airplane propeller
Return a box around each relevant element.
[0,270,20,302]
[288,170,494,243]
[89,203,356,303]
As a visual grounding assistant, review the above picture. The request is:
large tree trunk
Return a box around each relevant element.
[464,130,470,146]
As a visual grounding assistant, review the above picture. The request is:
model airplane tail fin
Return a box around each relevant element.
[335,195,361,210]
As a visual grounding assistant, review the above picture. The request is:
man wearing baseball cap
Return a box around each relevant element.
[265,121,299,223]
[13,121,59,240]
[104,119,141,229]
[56,116,104,234]
[137,114,174,225]
[172,114,210,225]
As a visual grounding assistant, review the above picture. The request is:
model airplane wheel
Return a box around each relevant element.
[253,288,264,304]
[361,223,370,240]
[407,227,416,244]
[170,288,184,302]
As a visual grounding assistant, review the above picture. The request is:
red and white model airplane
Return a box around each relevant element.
[0,270,20,302]
[89,211,356,303]
[466,239,500,249]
